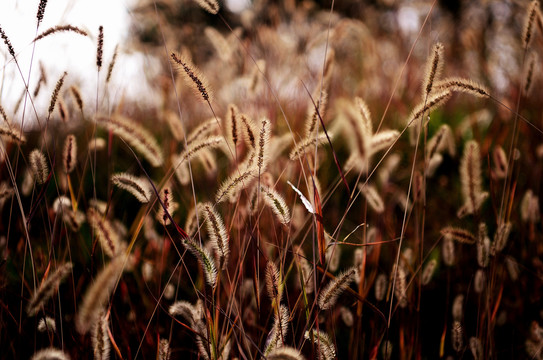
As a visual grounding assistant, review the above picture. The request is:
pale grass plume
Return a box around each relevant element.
[198,148,217,174]
[505,256,520,281]
[524,52,537,95]
[266,260,283,304]
[158,339,171,360]
[0,26,15,59]
[200,202,229,269]
[340,306,354,327]
[0,104,9,123]
[521,189,540,223]
[172,155,190,185]
[31,348,70,360]
[442,234,455,266]
[187,118,219,145]
[358,183,385,214]
[87,207,122,258]
[458,140,488,218]
[393,264,408,308]
[305,89,328,138]
[177,136,224,165]
[63,134,77,174]
[493,221,512,253]
[440,227,476,244]
[193,318,211,360]
[406,89,451,127]
[492,146,508,179]
[49,72,67,117]
[421,259,437,285]
[225,103,239,147]
[27,262,73,316]
[37,317,56,333]
[95,114,163,167]
[156,187,178,225]
[106,44,118,83]
[354,96,373,135]
[182,237,217,287]
[526,337,543,358]
[34,25,87,42]
[476,223,490,268]
[70,86,83,112]
[58,98,69,123]
[56,202,85,231]
[76,256,125,334]
[164,111,184,141]
[294,246,314,294]
[171,52,212,102]
[195,0,219,14]
[523,0,540,48]
[97,25,104,69]
[257,118,271,173]
[90,199,108,215]
[184,205,199,236]
[88,138,106,152]
[452,321,464,352]
[378,153,401,184]
[0,122,26,143]
[426,153,443,177]
[325,231,340,272]
[53,195,85,231]
[470,337,483,360]
[339,99,370,160]
[474,269,485,293]
[433,78,489,98]
[247,182,259,215]
[304,329,336,360]
[36,0,48,25]
[29,149,49,184]
[374,273,387,301]
[289,133,330,161]
[369,130,400,155]
[260,185,291,225]
[452,294,464,321]
[92,312,111,360]
[204,27,231,62]
[169,300,199,324]
[318,267,356,310]
[240,113,257,149]
[426,124,455,160]
[33,62,47,97]
[267,346,306,360]
[423,42,444,97]
[111,173,152,203]
[264,304,289,355]
[215,167,255,203]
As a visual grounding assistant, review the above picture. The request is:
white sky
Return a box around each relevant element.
[0,0,161,123]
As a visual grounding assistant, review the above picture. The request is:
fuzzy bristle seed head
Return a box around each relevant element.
[195,0,220,14]
[423,42,444,97]
[97,26,104,69]
[48,72,67,117]
[171,52,212,102]
[63,134,77,174]
[29,149,49,184]
[37,0,48,24]
[318,267,356,310]
[111,173,152,203]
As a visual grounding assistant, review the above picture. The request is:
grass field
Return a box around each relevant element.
[1,0,543,359]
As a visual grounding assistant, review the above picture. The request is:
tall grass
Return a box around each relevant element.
[1,0,543,359]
